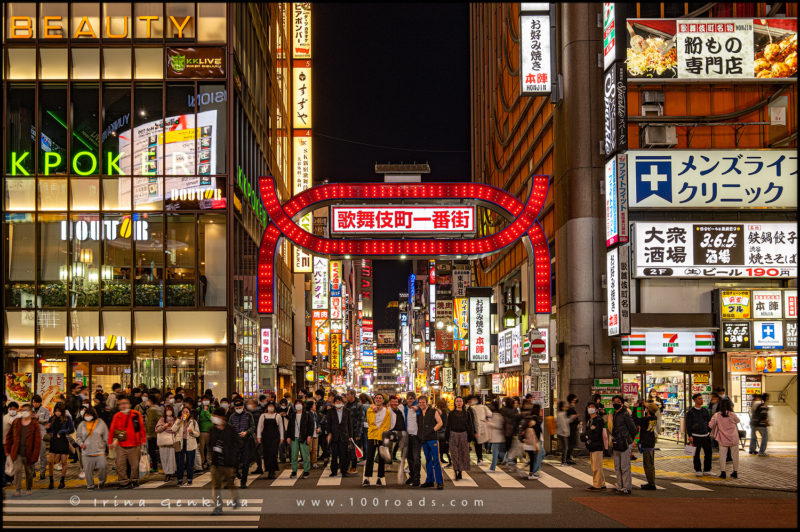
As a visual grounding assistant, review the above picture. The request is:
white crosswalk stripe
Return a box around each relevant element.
[630,476,666,490]
[476,463,525,488]
[531,469,571,488]
[552,464,616,489]
[316,466,342,486]
[673,481,713,491]
[443,466,479,487]
[271,468,299,487]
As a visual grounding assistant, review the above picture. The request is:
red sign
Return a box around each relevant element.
[257,177,551,314]
[332,206,475,233]
[531,338,546,354]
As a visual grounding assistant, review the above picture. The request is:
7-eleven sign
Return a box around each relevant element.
[622,331,715,355]
[662,333,679,353]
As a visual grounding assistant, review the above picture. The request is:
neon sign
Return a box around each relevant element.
[331,206,475,234]
[65,335,127,353]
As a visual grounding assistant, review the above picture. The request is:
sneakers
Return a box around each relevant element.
[615,488,631,495]
[640,484,657,490]
[486,468,498,474]
[87,485,96,491]
[731,471,738,479]
[405,478,414,485]
[409,481,420,487]
[302,471,310,478]
[476,459,486,465]
[585,486,604,491]
[362,479,370,487]
[695,471,703,477]
[78,471,86,480]
[565,460,577,465]
[436,483,444,490]
[55,463,62,471]
[420,481,434,488]
[348,467,358,474]
[290,472,297,478]
[329,471,338,478]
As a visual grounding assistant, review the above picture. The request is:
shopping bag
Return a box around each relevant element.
[139,451,151,476]
[683,444,696,456]
[506,437,524,461]
[5,455,16,476]
[350,438,363,459]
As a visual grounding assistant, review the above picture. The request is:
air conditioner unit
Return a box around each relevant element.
[641,125,678,148]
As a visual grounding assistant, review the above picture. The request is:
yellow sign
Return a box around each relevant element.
[305,370,315,382]
[721,290,751,319]
[330,333,341,370]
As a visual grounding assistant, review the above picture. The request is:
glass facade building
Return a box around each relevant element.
[3,3,296,401]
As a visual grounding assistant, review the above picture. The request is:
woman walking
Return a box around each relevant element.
[4,403,41,496]
[74,406,109,490]
[172,406,200,486]
[446,397,474,480]
[155,405,178,481]
[709,398,740,479]
[556,401,571,466]
[257,401,284,479]
[583,401,607,490]
[486,399,506,472]
[46,404,74,489]
[436,398,451,465]
[523,404,546,479]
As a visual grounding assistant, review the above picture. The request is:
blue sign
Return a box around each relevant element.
[408,274,416,305]
[634,155,672,203]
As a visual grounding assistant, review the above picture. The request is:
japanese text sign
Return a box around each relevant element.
[605,154,628,246]
[292,3,311,58]
[499,324,522,369]
[721,290,751,319]
[330,260,342,297]
[633,222,797,278]
[260,328,272,365]
[753,320,783,350]
[628,150,797,209]
[604,62,628,157]
[331,206,475,234]
[753,290,783,319]
[468,288,492,363]
[312,257,329,310]
[520,14,552,94]
[722,320,752,350]
[452,269,471,298]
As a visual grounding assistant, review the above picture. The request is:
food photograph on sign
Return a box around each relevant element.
[626,18,797,80]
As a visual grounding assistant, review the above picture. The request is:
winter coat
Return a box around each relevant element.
[75,419,109,456]
[584,415,606,452]
[366,406,392,441]
[709,412,740,448]
[155,417,178,446]
[611,407,637,450]
[171,417,201,452]
[556,411,571,437]
[145,404,163,438]
[468,404,492,443]
[685,406,711,437]
[108,410,147,447]
[486,412,506,444]
[5,418,42,463]
[209,423,242,467]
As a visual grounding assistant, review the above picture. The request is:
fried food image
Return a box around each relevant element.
[754,57,771,72]
[626,35,677,77]
[771,61,791,77]
[753,32,797,78]
[764,42,782,62]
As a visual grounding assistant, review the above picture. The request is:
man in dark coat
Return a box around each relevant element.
[325,395,353,477]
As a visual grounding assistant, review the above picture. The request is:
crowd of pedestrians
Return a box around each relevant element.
[3,382,769,506]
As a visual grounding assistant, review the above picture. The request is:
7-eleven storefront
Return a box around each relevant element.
[620,331,716,443]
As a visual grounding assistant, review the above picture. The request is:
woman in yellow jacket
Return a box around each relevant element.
[363,393,391,486]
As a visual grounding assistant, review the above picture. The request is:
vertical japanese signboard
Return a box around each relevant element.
[467,288,492,363]
[292,3,311,58]
[330,333,341,370]
[292,60,312,129]
[498,324,522,369]
[452,269,471,298]
[603,62,627,157]
[607,247,620,336]
[260,328,272,365]
[329,260,342,322]
[312,257,329,310]
[520,10,552,95]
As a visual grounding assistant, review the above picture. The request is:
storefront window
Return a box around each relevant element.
[5,48,36,80]
[103,2,131,41]
[165,348,196,395]
[134,214,163,306]
[37,310,67,344]
[72,49,100,79]
[102,311,131,339]
[622,356,638,364]
[131,84,163,176]
[197,84,226,173]
[102,85,132,175]
[646,371,685,441]
[134,3,164,39]
[71,84,100,174]
[102,214,132,306]
[71,2,101,40]
[134,348,163,390]
[5,312,35,345]
[39,85,68,175]
[165,84,196,176]
[5,214,35,309]
[198,3,226,42]
[38,356,68,401]
[7,3,37,38]
[102,178,132,210]
[6,85,35,175]
[198,213,226,307]
[134,48,163,79]
[39,4,68,39]
[198,348,227,399]
[38,179,68,210]
[103,48,132,79]
[3,349,35,403]
[71,310,100,337]
[38,214,68,307]
[166,311,226,344]
[70,214,101,307]
[166,214,195,306]
[5,179,35,211]
[166,3,196,39]
[71,178,100,210]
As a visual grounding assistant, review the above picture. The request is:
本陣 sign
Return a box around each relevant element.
[621,331,714,355]
[628,150,797,209]
[520,13,552,94]
[753,290,783,319]
[331,206,475,234]
[167,48,225,78]
[468,288,491,363]
[625,18,797,80]
[633,222,797,278]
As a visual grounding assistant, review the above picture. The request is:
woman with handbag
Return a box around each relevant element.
[46,404,74,489]
[75,406,109,490]
[583,401,608,491]
[4,403,41,497]
[171,406,200,486]
[155,405,178,482]
[709,398,740,479]
[523,404,546,480]
[445,397,473,480]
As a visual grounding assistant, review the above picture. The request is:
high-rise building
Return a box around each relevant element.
[2,3,296,398]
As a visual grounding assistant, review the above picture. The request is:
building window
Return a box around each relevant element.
[4,215,35,309]
[198,213,226,307]
[134,214,164,306]
[166,214,196,306]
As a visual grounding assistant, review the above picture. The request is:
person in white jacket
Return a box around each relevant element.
[171,406,200,487]
[486,400,506,472]
[74,406,109,490]
[468,396,492,465]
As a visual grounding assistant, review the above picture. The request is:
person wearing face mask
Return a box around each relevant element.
[219,398,230,415]
[173,394,184,419]
[144,391,163,474]
[155,405,178,482]
[228,398,256,488]
[325,395,352,478]
[610,395,637,495]
[209,408,241,516]
[75,406,109,490]
[171,406,200,487]
[247,399,265,476]
[286,399,314,479]
[277,398,291,464]
[45,404,74,489]
[256,401,284,479]
[3,401,20,445]
[108,397,147,489]
[582,401,608,491]
[4,403,42,497]
[31,396,51,480]
[197,395,214,470]
[68,384,83,420]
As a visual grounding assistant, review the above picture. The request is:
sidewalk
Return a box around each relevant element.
[570,444,798,492]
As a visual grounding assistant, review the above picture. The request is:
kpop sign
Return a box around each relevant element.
[626,18,797,80]
[498,324,522,369]
[312,257,329,310]
[520,13,552,94]
[605,154,628,247]
[468,288,492,363]
[603,62,628,157]
[633,222,797,278]
[331,206,475,234]
[260,328,272,365]
[628,150,797,209]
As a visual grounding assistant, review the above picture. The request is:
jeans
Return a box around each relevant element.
[613,443,632,491]
[364,439,385,478]
[406,434,422,482]
[750,426,768,454]
[692,435,713,472]
[422,439,443,485]
[530,445,545,474]
[490,442,505,470]
[176,447,196,483]
[290,439,311,473]
[642,448,655,485]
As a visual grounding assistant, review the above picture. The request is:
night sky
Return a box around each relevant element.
[313,3,470,328]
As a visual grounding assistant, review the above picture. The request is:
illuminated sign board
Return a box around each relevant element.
[60,217,148,241]
[260,328,272,365]
[292,60,312,129]
[8,14,194,40]
[468,288,491,363]
[65,335,127,353]
[292,3,312,58]
[312,257,329,310]
[520,13,552,94]
[498,324,522,369]
[331,206,475,234]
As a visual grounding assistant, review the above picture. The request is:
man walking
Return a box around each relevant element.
[749,393,769,456]
[685,393,712,476]
[228,398,255,488]
[326,395,352,477]
[107,397,146,489]
[286,398,314,479]
[209,408,241,516]
[403,392,421,486]
[417,395,444,490]
[610,395,636,495]
[345,390,363,474]
[31,395,50,480]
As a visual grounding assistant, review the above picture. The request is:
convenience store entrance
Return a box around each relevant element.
[622,368,713,443]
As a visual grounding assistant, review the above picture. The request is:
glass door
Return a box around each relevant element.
[646,370,685,441]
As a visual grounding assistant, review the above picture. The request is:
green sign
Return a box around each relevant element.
[236,165,268,228]
[10,151,122,176]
